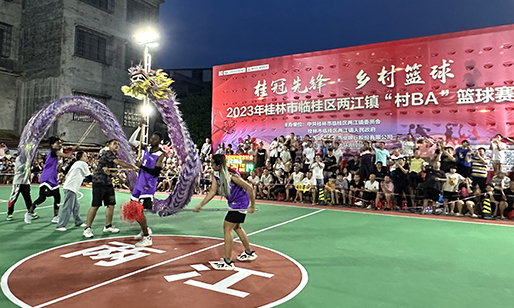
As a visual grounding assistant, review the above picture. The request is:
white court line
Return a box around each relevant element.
[0,191,84,215]
[29,209,324,308]
[261,201,514,228]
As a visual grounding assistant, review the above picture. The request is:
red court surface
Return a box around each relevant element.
[3,235,306,308]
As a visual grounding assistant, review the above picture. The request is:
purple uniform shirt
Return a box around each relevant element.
[132,147,163,200]
[215,172,249,210]
[40,150,59,189]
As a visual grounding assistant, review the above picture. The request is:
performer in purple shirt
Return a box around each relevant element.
[194,154,257,270]
[132,132,165,247]
[28,136,74,224]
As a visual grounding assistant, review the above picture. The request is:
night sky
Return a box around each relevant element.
[158,0,514,69]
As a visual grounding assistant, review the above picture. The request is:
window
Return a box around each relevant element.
[79,0,114,13]
[126,0,157,24]
[123,101,143,128]
[0,22,12,58]
[75,27,108,64]
[72,92,109,122]
[125,45,141,69]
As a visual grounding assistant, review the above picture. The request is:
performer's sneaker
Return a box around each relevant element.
[32,212,39,220]
[135,236,152,247]
[6,215,13,221]
[83,228,94,238]
[24,212,32,224]
[103,226,120,233]
[134,227,153,240]
[56,227,67,231]
[51,216,59,223]
[212,258,235,271]
[237,250,258,261]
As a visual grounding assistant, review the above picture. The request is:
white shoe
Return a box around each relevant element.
[24,212,32,224]
[212,258,235,270]
[51,216,59,223]
[355,201,363,206]
[134,227,153,240]
[237,250,258,261]
[83,228,94,238]
[79,223,87,227]
[366,205,372,209]
[471,214,478,218]
[56,227,67,231]
[135,236,152,247]
[455,213,463,217]
[103,226,120,233]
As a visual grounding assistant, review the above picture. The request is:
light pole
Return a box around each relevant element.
[136,29,159,145]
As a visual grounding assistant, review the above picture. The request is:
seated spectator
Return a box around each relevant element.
[247,170,260,197]
[273,157,285,177]
[323,148,338,182]
[346,154,360,176]
[271,168,287,200]
[298,171,317,205]
[349,173,364,206]
[499,180,514,220]
[258,169,274,200]
[324,176,339,205]
[372,161,388,181]
[286,165,304,202]
[363,173,379,209]
[455,178,478,218]
[336,173,348,205]
[379,175,395,210]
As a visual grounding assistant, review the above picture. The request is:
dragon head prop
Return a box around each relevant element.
[121,65,174,100]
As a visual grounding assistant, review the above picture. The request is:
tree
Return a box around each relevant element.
[176,89,212,147]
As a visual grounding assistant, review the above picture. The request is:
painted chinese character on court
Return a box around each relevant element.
[60,242,165,267]
[430,59,454,84]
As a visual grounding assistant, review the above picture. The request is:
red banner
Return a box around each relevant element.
[212,24,514,150]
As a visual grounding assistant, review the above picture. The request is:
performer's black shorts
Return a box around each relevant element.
[225,211,246,223]
[92,183,116,207]
[140,197,153,210]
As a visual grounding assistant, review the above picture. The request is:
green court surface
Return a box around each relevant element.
[1,185,514,308]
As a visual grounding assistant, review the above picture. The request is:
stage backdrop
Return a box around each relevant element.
[212,24,514,150]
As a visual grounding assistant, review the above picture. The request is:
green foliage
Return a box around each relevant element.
[177,89,212,146]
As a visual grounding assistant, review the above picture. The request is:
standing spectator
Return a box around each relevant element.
[200,138,212,162]
[442,166,466,215]
[363,173,379,209]
[373,141,390,167]
[346,154,360,176]
[254,142,267,175]
[455,140,472,178]
[408,149,425,192]
[422,162,447,215]
[389,147,402,172]
[490,134,506,174]
[269,138,279,166]
[439,146,456,173]
[0,143,6,159]
[491,172,510,206]
[470,147,489,191]
[310,154,325,188]
[302,140,315,173]
[359,141,373,180]
[333,142,343,165]
[323,148,338,183]
[285,132,298,162]
[273,157,285,177]
[392,157,412,210]
[398,133,416,158]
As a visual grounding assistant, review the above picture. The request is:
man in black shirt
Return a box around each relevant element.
[422,161,446,214]
[254,142,267,175]
[323,148,338,182]
[392,157,412,209]
[84,139,137,238]
[372,161,389,182]
[346,155,360,175]
[349,173,365,206]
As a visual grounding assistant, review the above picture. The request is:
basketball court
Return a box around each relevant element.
[1,185,514,308]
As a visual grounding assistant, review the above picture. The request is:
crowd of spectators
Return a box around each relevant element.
[198,133,514,220]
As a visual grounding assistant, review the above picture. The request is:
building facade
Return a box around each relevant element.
[0,0,163,145]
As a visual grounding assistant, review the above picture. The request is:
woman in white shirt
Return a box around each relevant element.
[490,134,506,174]
[286,165,304,202]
